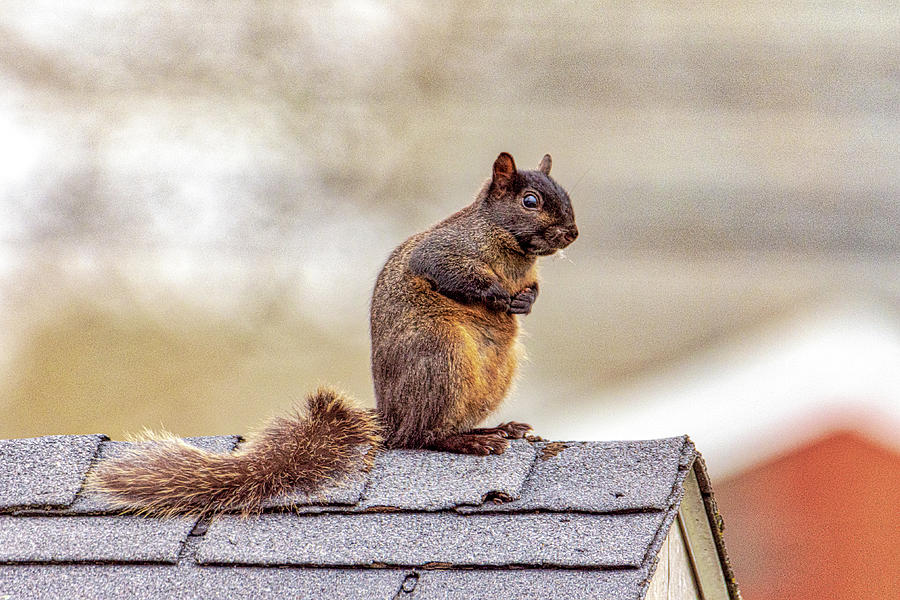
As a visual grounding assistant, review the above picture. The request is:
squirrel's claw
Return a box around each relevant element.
[495,421,533,439]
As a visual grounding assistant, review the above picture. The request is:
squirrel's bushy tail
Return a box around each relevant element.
[86,387,382,517]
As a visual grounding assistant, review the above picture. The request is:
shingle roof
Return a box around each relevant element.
[0,434,736,599]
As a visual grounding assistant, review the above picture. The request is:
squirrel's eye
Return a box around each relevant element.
[522,194,539,209]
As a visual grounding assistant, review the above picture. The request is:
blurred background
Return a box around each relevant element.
[1,2,898,598]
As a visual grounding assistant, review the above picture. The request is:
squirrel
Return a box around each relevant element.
[372,152,577,454]
[87,152,577,517]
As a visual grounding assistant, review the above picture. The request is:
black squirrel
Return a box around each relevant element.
[88,152,577,516]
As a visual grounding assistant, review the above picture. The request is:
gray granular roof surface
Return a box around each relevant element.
[0,432,737,600]
[358,439,536,510]
[0,434,105,510]
[197,511,663,567]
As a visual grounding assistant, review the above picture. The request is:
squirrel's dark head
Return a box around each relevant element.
[479,152,578,257]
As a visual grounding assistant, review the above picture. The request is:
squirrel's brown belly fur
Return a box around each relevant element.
[440,295,521,433]
[371,235,529,449]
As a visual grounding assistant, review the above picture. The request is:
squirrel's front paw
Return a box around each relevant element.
[508,287,537,314]
[481,284,511,312]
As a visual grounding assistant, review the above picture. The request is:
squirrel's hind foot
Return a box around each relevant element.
[468,421,532,440]
[428,432,510,456]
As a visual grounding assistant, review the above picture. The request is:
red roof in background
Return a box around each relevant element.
[713,429,900,600]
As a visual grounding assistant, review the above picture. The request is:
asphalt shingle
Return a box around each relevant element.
[459,437,694,514]
[260,475,367,511]
[260,447,371,510]
[0,435,106,510]
[197,510,665,568]
[0,516,194,563]
[0,565,406,600]
[358,440,537,511]
[414,569,647,600]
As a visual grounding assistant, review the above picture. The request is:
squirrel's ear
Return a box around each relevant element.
[538,154,552,175]
[491,152,517,193]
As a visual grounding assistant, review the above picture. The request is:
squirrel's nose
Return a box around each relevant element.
[562,225,578,244]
